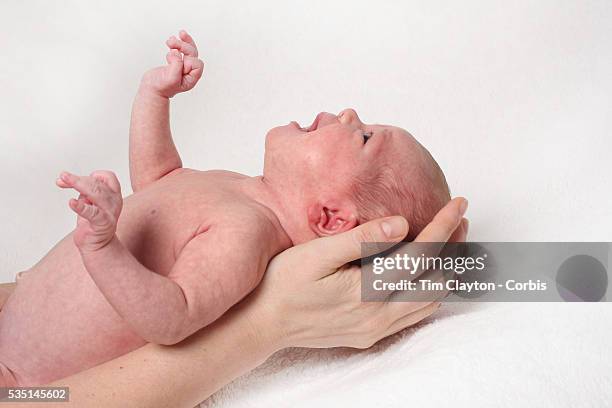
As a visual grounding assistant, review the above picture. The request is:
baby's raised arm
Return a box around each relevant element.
[129,30,204,192]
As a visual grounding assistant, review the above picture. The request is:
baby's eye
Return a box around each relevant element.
[362,131,373,144]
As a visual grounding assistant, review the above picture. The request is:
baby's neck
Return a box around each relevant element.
[237,176,307,246]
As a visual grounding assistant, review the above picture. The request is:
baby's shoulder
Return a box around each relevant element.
[181,197,287,265]
[211,200,277,239]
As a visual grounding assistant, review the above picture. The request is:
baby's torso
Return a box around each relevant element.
[0,169,280,385]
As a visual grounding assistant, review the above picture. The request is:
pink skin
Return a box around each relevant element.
[263,109,425,243]
[56,171,123,251]
[0,31,424,386]
[143,30,204,98]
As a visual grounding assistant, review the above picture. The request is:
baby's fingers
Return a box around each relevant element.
[182,56,204,79]
[90,170,121,194]
[58,172,118,211]
[166,35,198,57]
[60,172,108,199]
[69,197,100,223]
[164,49,184,85]
[179,30,198,53]
[165,49,182,65]
[56,177,70,188]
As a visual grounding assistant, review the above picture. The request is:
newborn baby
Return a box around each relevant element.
[0,31,450,386]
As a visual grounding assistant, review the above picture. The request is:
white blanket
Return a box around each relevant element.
[201,302,612,407]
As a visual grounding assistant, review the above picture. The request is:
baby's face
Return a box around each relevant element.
[264,108,421,199]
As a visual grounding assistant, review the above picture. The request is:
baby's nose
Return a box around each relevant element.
[337,108,362,126]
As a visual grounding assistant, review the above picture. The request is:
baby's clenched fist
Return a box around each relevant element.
[141,30,204,98]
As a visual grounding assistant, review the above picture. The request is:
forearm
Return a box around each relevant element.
[129,85,182,192]
[40,302,281,408]
[80,236,189,344]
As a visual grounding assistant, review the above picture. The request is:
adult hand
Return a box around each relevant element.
[244,197,469,350]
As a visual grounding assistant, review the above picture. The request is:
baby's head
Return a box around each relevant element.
[264,109,450,243]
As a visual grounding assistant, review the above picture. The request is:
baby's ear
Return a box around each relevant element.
[308,201,358,237]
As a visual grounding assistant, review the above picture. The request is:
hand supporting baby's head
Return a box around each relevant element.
[263,108,450,243]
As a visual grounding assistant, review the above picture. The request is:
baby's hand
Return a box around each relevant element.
[56,170,123,252]
[141,30,204,98]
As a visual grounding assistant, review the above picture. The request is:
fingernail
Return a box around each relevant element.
[60,172,70,181]
[459,199,468,216]
[381,217,407,239]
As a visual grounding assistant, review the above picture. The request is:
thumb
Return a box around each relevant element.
[166,50,183,83]
[306,216,409,279]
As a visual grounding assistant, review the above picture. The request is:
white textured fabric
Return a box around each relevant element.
[201,302,612,407]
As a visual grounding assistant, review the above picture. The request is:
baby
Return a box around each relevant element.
[0,31,450,386]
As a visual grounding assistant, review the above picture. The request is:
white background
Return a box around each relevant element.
[1,0,611,281]
[0,1,611,406]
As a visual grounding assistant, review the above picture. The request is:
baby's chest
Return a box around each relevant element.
[115,208,208,277]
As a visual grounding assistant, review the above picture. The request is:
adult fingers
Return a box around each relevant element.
[302,216,409,279]
[388,198,468,282]
[383,302,441,338]
[365,204,469,288]
[414,197,468,243]
[386,267,449,303]
[448,218,469,243]
[374,217,466,286]
[430,217,470,267]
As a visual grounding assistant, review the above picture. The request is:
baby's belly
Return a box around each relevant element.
[0,234,146,385]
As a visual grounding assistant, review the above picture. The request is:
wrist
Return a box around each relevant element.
[234,295,288,356]
[78,235,121,261]
[137,80,171,100]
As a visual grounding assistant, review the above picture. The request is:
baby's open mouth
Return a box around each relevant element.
[306,112,324,131]
[291,112,326,132]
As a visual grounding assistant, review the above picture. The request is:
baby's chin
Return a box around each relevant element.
[264,123,304,148]
[263,126,282,145]
[265,124,286,139]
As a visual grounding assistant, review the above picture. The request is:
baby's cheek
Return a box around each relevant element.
[303,151,324,169]
[333,157,364,181]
